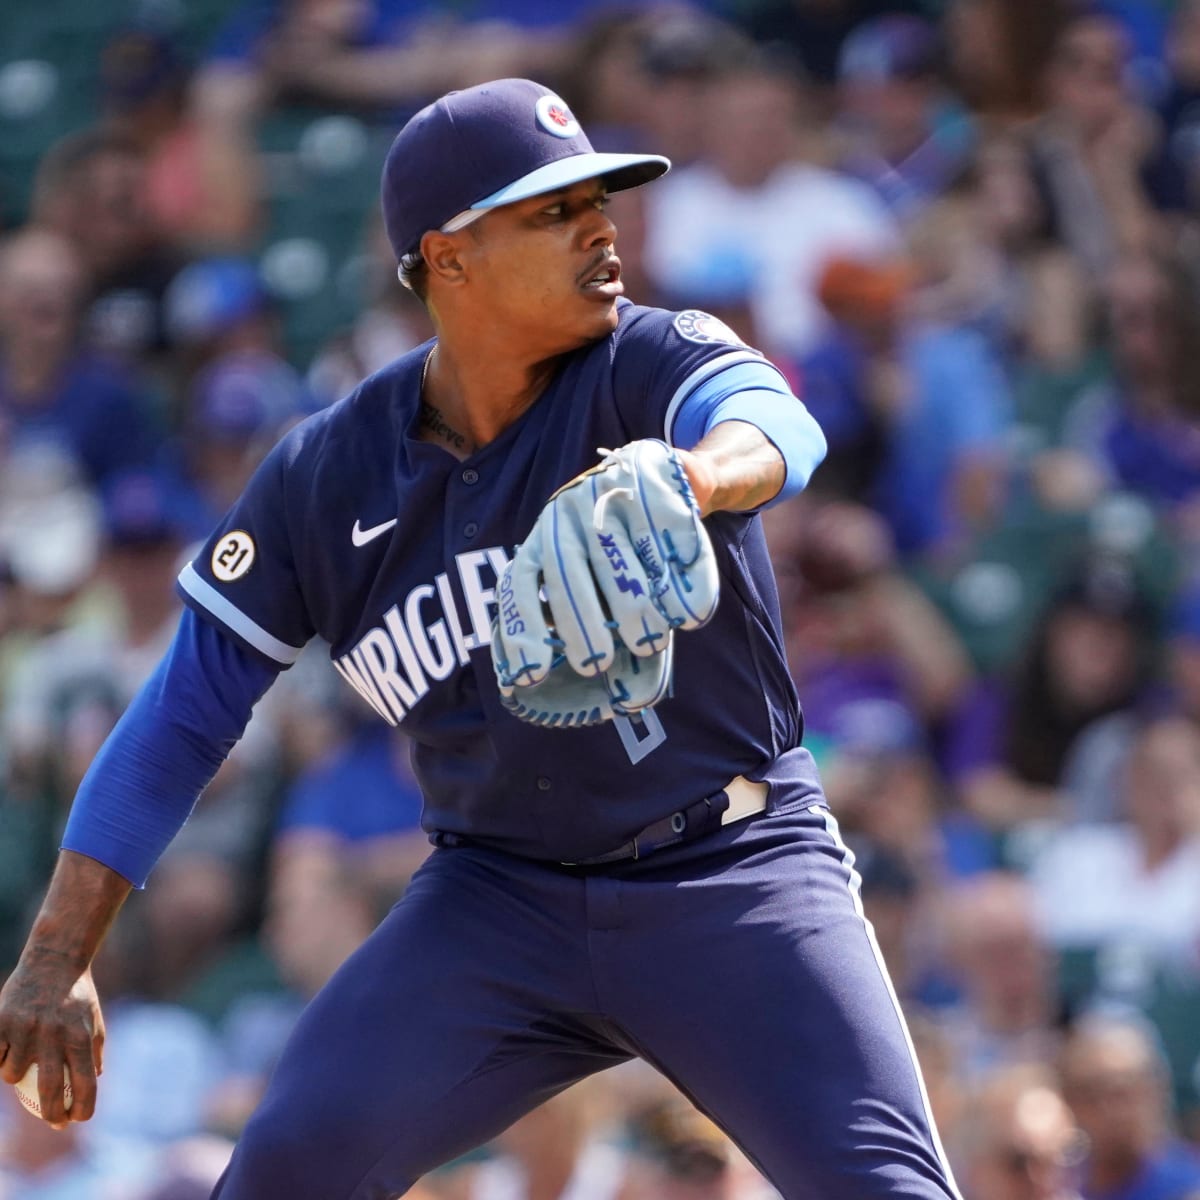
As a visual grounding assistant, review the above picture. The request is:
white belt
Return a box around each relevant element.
[721,774,769,824]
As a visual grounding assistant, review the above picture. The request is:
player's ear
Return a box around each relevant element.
[421,230,467,289]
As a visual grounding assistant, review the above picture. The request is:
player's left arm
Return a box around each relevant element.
[490,352,825,724]
[677,420,793,517]
[669,359,828,516]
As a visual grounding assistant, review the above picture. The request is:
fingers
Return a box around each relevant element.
[61,1033,97,1123]
[33,1051,75,1128]
[93,1019,105,1078]
[495,439,720,715]
[540,498,615,677]
[491,528,555,691]
[603,637,674,716]
[0,967,104,1126]
[596,486,719,631]
[0,1036,29,1087]
[585,520,671,657]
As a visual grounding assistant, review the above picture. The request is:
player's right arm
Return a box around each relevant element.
[0,609,279,1126]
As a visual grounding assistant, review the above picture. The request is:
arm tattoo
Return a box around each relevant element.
[691,421,786,514]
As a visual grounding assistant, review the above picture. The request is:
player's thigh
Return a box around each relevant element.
[607,802,960,1200]
[213,847,628,1200]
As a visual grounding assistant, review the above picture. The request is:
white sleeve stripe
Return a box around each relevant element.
[178,562,304,665]
[662,351,790,446]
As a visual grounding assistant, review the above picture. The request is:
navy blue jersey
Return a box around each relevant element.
[178,302,808,861]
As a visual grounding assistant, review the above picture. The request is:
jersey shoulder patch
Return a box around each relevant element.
[672,309,747,347]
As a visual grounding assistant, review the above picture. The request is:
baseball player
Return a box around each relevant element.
[0,80,961,1199]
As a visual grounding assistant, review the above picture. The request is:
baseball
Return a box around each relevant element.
[14,1063,72,1120]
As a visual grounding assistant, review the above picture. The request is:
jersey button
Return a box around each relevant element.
[461,468,479,485]
[463,521,479,538]
[536,777,552,791]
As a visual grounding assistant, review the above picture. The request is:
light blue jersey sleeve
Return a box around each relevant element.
[667,359,827,507]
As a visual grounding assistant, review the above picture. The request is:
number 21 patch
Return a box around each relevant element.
[212,530,256,581]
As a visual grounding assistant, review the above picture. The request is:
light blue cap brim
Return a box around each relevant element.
[470,151,670,211]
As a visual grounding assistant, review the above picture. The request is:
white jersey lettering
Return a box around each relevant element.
[334,544,509,724]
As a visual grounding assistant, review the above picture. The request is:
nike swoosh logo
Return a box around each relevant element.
[351,517,398,547]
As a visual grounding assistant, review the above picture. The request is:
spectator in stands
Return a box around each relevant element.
[30,130,182,365]
[1155,0,1200,212]
[1059,1015,1200,1200]
[469,1082,625,1200]
[0,468,187,814]
[1029,716,1200,972]
[191,0,566,136]
[1163,581,1200,727]
[957,1064,1085,1200]
[0,1081,158,1197]
[1023,11,1164,276]
[944,557,1157,832]
[183,353,308,528]
[643,54,899,357]
[940,873,1061,1082]
[0,450,103,650]
[619,1090,752,1200]
[162,255,285,376]
[207,861,379,1137]
[98,26,262,251]
[81,1000,224,1149]
[832,15,976,223]
[132,1136,236,1200]
[306,215,433,406]
[272,720,428,919]
[800,252,1011,554]
[907,1013,968,1164]
[1063,250,1200,524]
[0,228,161,486]
[626,10,755,169]
[718,0,924,86]
[766,499,971,731]
[942,0,1069,121]
[559,8,748,168]
[852,840,949,1008]
[1010,249,1109,473]
[162,267,312,535]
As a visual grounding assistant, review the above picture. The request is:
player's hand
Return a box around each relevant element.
[0,962,104,1127]
[490,439,719,726]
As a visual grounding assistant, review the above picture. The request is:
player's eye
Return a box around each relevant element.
[541,202,565,217]
[593,195,610,211]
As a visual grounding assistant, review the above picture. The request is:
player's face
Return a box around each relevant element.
[463,179,623,353]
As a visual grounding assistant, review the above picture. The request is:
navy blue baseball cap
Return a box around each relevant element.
[381,78,670,263]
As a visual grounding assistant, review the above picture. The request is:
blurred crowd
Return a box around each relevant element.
[4,0,1200,1196]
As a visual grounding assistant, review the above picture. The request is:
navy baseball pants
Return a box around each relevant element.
[211,792,961,1199]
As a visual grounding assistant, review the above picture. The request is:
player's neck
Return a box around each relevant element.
[423,338,559,455]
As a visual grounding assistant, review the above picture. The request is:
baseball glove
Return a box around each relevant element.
[490,439,719,727]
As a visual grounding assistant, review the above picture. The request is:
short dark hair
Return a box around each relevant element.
[403,257,430,303]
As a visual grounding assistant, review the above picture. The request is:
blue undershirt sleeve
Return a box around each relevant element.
[668,360,827,507]
[61,608,280,888]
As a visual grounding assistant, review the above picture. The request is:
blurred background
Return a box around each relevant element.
[4,0,1200,1196]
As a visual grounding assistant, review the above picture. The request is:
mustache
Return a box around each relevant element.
[578,251,621,284]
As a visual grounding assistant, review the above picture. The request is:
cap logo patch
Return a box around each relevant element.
[673,310,748,347]
[535,93,581,139]
[211,529,256,581]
